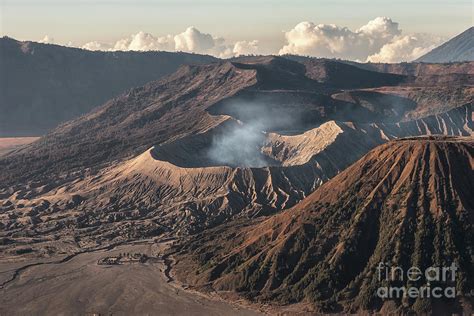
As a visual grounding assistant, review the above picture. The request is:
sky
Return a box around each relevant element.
[1,0,472,61]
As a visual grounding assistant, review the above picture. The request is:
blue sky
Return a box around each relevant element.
[1,0,472,58]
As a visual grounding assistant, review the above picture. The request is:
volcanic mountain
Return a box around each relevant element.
[173,136,474,314]
[0,57,472,256]
[0,36,216,136]
[416,27,474,63]
[2,57,472,182]
[2,34,472,138]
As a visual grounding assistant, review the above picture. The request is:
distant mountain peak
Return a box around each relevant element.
[416,27,474,63]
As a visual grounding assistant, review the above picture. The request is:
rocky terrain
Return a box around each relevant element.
[173,136,474,314]
[1,57,472,254]
[2,57,472,182]
[0,54,473,314]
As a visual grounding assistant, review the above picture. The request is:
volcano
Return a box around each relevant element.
[416,27,474,63]
[173,136,474,314]
[0,47,473,315]
[0,57,472,255]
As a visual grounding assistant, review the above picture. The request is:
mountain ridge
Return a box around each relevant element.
[416,27,474,63]
[0,36,218,136]
[0,56,472,260]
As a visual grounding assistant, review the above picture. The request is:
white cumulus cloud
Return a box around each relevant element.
[79,27,258,58]
[174,27,215,52]
[58,19,443,62]
[39,35,54,44]
[174,27,236,58]
[233,40,259,56]
[81,41,112,51]
[367,34,443,63]
[113,31,175,51]
[357,16,400,38]
[279,17,440,62]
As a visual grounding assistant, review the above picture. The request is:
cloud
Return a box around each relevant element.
[279,17,440,62]
[39,35,54,44]
[233,40,259,56]
[113,31,175,51]
[79,27,258,58]
[38,35,74,47]
[81,41,111,51]
[357,16,400,38]
[67,18,442,62]
[173,27,235,57]
[174,27,215,52]
[81,32,173,51]
[367,34,442,63]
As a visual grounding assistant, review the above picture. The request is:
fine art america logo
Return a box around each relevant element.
[376,262,457,299]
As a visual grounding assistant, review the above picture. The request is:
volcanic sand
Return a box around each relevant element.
[0,241,262,315]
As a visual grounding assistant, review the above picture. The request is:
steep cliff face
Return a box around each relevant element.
[174,136,474,314]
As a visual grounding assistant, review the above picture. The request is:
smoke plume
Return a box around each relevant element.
[207,121,268,168]
[206,100,301,167]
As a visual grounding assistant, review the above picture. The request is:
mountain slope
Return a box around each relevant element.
[173,136,474,314]
[0,61,258,185]
[1,105,470,258]
[351,60,474,76]
[0,57,472,258]
[417,27,474,63]
[0,56,406,185]
[301,59,406,88]
[0,37,217,136]
[3,56,472,185]
[241,56,409,88]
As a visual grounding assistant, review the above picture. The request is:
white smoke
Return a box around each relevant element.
[279,17,441,62]
[207,121,268,168]
[206,99,302,167]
